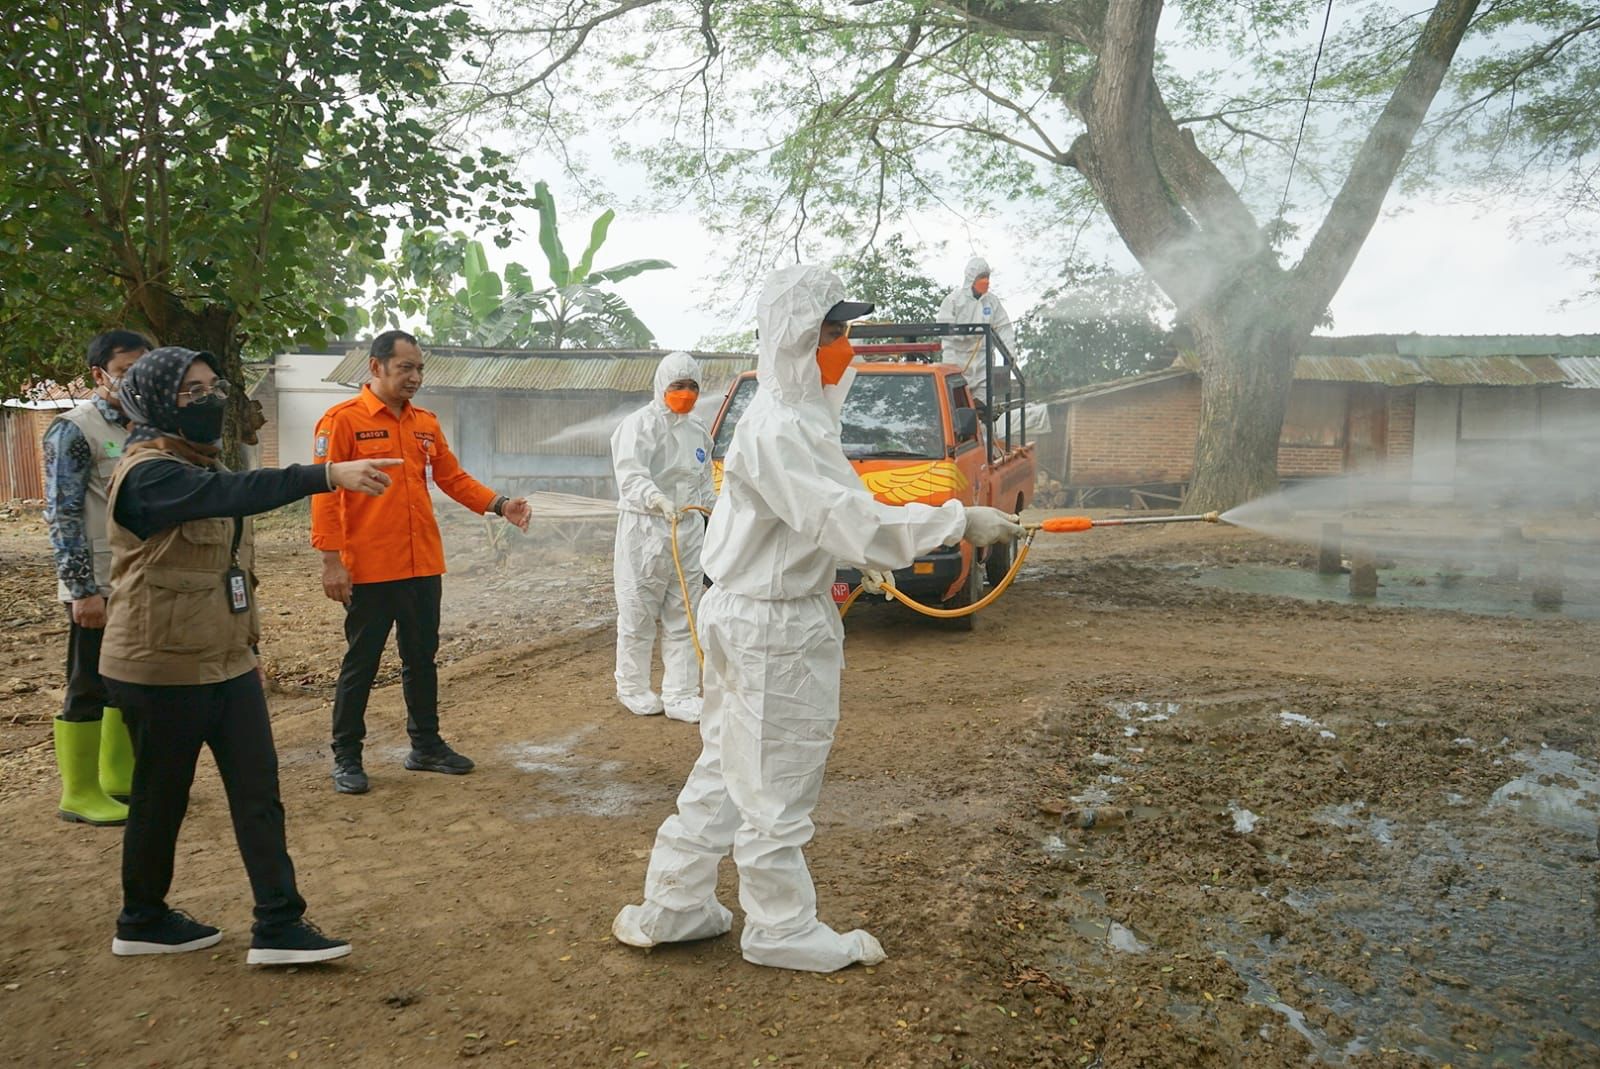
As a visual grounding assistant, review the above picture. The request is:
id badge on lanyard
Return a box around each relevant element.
[224,518,250,614]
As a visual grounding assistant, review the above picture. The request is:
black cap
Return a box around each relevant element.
[823,299,875,323]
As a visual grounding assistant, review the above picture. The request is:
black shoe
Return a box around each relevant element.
[112,909,222,956]
[403,744,474,775]
[247,920,351,966]
[332,761,369,794]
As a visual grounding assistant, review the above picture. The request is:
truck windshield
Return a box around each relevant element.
[711,373,944,461]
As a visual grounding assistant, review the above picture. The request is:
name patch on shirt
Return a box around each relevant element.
[355,429,391,441]
[413,431,436,454]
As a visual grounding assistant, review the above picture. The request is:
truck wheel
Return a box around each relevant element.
[984,540,1012,589]
[941,556,984,632]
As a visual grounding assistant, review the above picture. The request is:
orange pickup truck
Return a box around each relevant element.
[709,323,1035,628]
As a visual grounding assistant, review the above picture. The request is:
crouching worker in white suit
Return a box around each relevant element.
[610,351,715,722]
[612,265,1025,972]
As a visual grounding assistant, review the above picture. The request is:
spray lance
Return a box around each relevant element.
[1032,512,1222,533]
[671,507,1226,665]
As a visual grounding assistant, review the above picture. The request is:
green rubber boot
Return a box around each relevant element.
[99,707,135,802]
[55,719,128,826]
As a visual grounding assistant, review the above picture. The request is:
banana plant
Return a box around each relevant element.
[372,183,672,349]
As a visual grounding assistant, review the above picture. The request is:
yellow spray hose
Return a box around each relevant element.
[835,530,1037,619]
[669,504,1039,668]
[670,506,714,666]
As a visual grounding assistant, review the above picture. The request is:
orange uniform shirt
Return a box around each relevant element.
[310,386,498,584]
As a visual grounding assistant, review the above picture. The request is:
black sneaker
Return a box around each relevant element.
[112,909,222,956]
[246,920,352,966]
[403,744,474,775]
[332,761,369,794]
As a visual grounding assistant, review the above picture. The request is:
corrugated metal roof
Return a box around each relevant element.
[324,348,755,393]
[1292,354,1431,386]
[1555,356,1600,389]
[1053,335,1600,405]
[1416,355,1569,387]
[1394,335,1600,358]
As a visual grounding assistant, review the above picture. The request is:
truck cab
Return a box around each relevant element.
[708,323,1035,628]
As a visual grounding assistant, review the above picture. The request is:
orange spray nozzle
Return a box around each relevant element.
[1039,516,1094,533]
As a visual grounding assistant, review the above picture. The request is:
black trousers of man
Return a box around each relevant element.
[106,672,306,932]
[329,575,443,763]
[61,605,110,722]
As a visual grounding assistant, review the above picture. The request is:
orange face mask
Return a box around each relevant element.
[816,335,855,387]
[663,388,698,414]
[972,277,991,296]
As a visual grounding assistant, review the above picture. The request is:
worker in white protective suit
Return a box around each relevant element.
[612,264,1025,972]
[609,350,716,722]
[935,255,1048,434]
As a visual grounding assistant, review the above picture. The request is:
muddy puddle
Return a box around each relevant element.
[1192,562,1600,620]
[1032,695,1600,1065]
[505,728,667,819]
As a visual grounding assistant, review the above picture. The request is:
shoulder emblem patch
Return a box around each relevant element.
[314,435,329,458]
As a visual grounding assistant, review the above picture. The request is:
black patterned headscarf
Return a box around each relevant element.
[119,347,220,448]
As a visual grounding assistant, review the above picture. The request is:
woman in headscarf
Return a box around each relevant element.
[102,347,397,966]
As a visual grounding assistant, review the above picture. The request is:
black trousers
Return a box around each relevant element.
[330,575,443,761]
[106,672,305,932]
[61,605,109,722]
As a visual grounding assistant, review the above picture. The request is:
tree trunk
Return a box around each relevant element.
[1183,316,1298,512]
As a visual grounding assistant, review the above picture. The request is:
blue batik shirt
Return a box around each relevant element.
[42,396,127,600]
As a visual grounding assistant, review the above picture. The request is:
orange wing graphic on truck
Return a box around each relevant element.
[858,461,968,505]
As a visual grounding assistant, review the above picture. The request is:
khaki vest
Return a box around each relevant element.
[51,401,129,602]
[100,448,260,686]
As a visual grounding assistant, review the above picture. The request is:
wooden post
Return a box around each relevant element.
[1350,544,1378,598]
[1497,524,1521,581]
[1318,522,1343,575]
[1532,541,1564,610]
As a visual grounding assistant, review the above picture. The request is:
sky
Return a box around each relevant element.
[464,5,1597,353]
[494,188,1597,354]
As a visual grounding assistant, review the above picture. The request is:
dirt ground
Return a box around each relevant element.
[1,502,1597,1069]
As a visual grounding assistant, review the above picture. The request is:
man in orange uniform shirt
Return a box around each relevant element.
[312,331,531,794]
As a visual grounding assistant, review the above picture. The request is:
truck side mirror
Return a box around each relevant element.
[953,406,979,441]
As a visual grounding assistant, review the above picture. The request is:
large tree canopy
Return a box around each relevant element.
[0,0,526,454]
[465,0,1595,508]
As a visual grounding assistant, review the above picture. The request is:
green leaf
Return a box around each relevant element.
[586,259,674,285]
[533,180,570,287]
[572,208,615,282]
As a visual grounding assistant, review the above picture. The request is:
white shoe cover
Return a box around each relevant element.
[612,900,733,948]
[741,922,886,972]
[618,691,665,717]
[663,696,703,723]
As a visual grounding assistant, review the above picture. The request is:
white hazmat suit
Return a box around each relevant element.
[612,265,1022,972]
[610,351,715,722]
[935,255,1048,434]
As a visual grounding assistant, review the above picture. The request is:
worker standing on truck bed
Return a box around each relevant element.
[610,350,715,723]
[936,255,1047,434]
[612,264,1024,973]
[311,330,531,796]
[935,254,1015,405]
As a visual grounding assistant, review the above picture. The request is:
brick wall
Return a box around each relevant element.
[252,374,280,469]
[1066,376,1419,487]
[1277,446,1344,476]
[1068,376,1201,484]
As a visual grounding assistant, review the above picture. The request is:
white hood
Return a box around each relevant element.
[755,264,843,408]
[653,350,702,416]
[962,255,991,290]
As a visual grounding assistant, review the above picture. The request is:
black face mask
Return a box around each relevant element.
[174,396,226,443]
